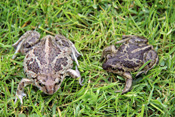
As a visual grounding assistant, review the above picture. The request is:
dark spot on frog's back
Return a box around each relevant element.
[33,46,45,57]
[33,47,47,65]
[48,47,61,63]
[54,64,62,72]
[62,57,68,66]
[26,58,40,73]
[54,57,68,72]
[62,40,70,47]
[123,60,140,68]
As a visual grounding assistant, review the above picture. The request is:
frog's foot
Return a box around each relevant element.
[115,90,122,93]
[15,92,26,104]
[67,66,84,86]
[136,71,145,77]
[71,49,80,66]
[14,78,34,104]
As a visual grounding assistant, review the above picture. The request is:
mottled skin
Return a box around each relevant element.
[12,31,83,104]
[101,35,158,94]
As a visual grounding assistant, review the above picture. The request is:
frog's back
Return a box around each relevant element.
[23,37,73,78]
[105,43,150,72]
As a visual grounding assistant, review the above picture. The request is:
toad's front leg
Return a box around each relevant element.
[115,72,133,94]
[122,72,133,94]
[15,78,34,104]
[67,66,84,86]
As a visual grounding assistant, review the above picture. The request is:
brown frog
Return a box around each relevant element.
[101,35,158,94]
[12,31,83,104]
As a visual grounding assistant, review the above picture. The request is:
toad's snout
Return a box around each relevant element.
[45,85,55,95]
[102,62,110,70]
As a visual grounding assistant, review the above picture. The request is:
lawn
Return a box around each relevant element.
[0,0,175,116]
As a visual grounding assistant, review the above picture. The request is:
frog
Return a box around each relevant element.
[12,30,83,104]
[101,35,159,94]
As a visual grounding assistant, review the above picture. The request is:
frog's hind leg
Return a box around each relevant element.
[136,49,159,77]
[55,35,81,66]
[115,35,136,44]
[55,34,81,57]
[115,36,130,44]
[67,66,84,86]
[12,31,40,59]
[71,48,80,66]
[144,49,159,72]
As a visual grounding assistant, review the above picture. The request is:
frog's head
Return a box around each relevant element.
[102,55,125,73]
[102,58,117,72]
[37,74,62,95]
[100,45,117,62]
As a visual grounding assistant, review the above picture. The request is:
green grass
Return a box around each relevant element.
[0,0,175,116]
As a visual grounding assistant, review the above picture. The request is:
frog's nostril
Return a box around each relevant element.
[45,85,55,95]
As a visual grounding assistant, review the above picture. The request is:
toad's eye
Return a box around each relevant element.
[112,67,116,70]
[38,83,45,87]
[55,80,61,85]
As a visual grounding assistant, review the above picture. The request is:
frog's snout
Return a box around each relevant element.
[45,85,55,95]
[102,62,110,70]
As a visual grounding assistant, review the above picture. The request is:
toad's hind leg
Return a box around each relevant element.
[136,49,159,77]
[15,78,34,104]
[144,49,159,71]
[67,66,84,86]
[55,35,81,66]
[12,31,40,59]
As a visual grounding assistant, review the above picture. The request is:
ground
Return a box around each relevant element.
[0,0,175,116]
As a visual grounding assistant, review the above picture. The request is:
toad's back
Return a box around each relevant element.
[103,43,153,72]
[23,36,73,78]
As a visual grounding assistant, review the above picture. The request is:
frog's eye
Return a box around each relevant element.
[38,82,45,87]
[55,80,61,86]
[112,67,116,70]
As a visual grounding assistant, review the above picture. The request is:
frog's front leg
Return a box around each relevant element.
[12,31,40,59]
[15,78,34,104]
[67,66,84,86]
[116,72,133,94]
[122,72,133,94]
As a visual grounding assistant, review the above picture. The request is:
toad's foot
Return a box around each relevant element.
[14,78,34,104]
[15,92,26,104]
